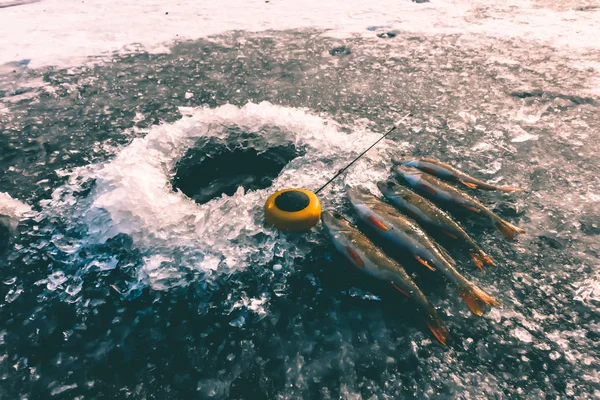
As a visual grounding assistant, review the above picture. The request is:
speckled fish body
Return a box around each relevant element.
[394,166,526,239]
[377,180,494,269]
[394,157,524,192]
[346,188,499,316]
[321,210,449,344]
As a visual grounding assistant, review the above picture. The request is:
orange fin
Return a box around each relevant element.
[346,246,365,268]
[465,205,481,213]
[470,251,484,271]
[458,286,500,316]
[391,282,411,298]
[422,184,438,196]
[415,255,436,271]
[497,186,525,193]
[483,253,496,266]
[442,230,458,240]
[472,250,495,268]
[495,220,526,239]
[368,216,389,231]
[426,319,449,346]
[460,180,478,189]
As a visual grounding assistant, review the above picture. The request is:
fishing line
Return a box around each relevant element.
[314,112,411,195]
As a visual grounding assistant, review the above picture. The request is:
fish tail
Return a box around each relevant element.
[425,315,450,346]
[482,251,496,267]
[469,250,485,270]
[497,186,525,193]
[495,219,526,239]
[470,249,495,269]
[458,284,500,316]
[460,180,478,189]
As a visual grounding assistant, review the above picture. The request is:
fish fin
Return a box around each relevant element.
[479,251,495,267]
[435,243,456,266]
[498,186,525,193]
[368,216,389,231]
[458,286,500,316]
[469,251,484,271]
[414,255,436,271]
[422,167,439,176]
[469,249,495,268]
[391,282,411,298]
[422,184,438,196]
[345,246,365,268]
[442,230,459,240]
[404,209,421,221]
[495,220,526,239]
[460,180,478,189]
[426,318,449,346]
[464,205,481,213]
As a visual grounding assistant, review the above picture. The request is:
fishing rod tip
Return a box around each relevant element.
[394,113,412,127]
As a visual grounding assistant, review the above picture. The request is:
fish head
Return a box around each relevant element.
[392,157,419,168]
[377,180,412,200]
[394,165,423,186]
[321,210,352,235]
[347,187,392,221]
[347,187,377,219]
[347,187,378,207]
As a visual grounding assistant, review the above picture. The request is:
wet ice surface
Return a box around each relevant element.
[0,192,31,254]
[1,0,600,68]
[1,8,600,400]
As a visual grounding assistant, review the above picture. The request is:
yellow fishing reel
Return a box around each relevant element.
[264,189,322,232]
[264,113,410,233]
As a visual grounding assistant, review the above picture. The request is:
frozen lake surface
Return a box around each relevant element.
[1,0,599,398]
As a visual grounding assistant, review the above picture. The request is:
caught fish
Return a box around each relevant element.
[347,188,500,316]
[321,211,450,345]
[394,166,526,239]
[394,157,524,192]
[377,180,494,270]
